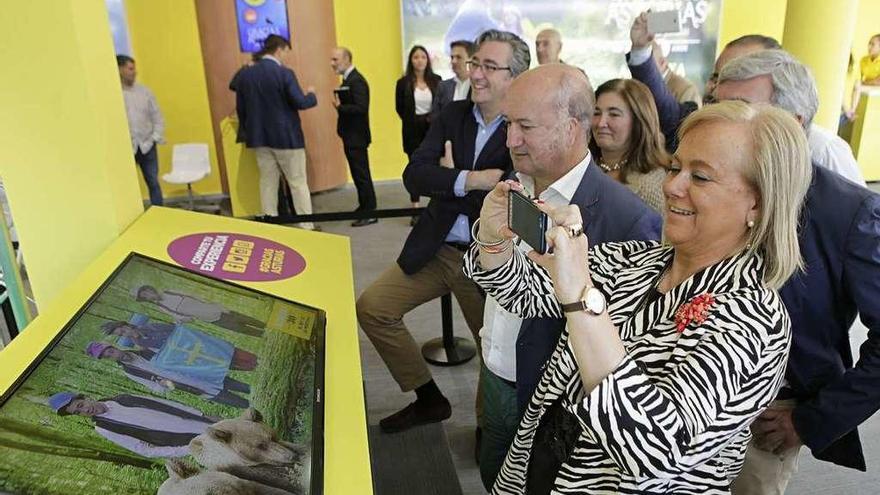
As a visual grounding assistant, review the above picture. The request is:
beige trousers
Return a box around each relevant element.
[731,400,801,495]
[356,245,485,392]
[254,147,314,229]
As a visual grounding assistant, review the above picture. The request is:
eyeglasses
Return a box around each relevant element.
[467,60,512,74]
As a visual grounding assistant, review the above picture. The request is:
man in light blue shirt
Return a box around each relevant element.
[357,30,530,435]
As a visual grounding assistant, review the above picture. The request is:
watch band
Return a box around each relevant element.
[560,300,588,313]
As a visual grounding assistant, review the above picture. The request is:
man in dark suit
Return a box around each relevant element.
[331,46,377,226]
[229,35,318,229]
[357,30,531,434]
[474,64,661,489]
[431,39,475,120]
[703,46,880,495]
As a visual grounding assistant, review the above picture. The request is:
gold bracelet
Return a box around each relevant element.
[471,218,507,247]
[479,239,512,254]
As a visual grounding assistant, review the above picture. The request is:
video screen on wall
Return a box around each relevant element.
[401,0,721,91]
[236,0,291,53]
[0,253,325,495]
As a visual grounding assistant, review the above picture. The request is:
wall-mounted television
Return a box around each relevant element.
[236,0,292,53]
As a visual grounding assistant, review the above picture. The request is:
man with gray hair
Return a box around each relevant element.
[475,63,661,489]
[714,50,880,495]
[717,49,865,186]
[358,30,528,435]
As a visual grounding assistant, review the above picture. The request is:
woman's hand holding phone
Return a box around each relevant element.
[479,180,521,244]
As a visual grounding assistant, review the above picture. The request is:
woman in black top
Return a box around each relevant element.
[396,45,441,224]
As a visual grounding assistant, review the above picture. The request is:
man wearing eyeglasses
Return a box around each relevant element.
[357,30,530,436]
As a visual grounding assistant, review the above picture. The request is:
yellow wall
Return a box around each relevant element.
[124,0,224,199]
[719,0,788,48]
[0,0,143,308]
[334,0,408,182]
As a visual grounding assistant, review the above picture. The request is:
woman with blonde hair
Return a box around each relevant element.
[466,101,812,494]
[590,78,670,211]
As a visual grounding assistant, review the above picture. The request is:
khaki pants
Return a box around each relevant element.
[357,245,484,393]
[731,400,801,495]
[254,147,314,229]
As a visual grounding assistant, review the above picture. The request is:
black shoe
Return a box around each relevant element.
[379,399,451,433]
[351,218,378,227]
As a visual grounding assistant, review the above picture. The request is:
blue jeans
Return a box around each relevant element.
[135,145,163,206]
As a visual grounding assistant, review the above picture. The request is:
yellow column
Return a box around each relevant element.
[782,0,859,130]
[0,0,143,309]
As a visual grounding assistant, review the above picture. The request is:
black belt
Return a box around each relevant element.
[445,242,470,252]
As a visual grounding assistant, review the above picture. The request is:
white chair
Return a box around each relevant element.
[162,143,218,211]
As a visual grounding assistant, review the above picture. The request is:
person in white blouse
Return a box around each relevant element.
[396,45,443,223]
[118,54,165,206]
[465,101,812,494]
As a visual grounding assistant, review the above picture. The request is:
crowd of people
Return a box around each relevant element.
[115,14,880,495]
[354,13,878,495]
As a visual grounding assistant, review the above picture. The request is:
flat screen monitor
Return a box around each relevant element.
[0,253,325,495]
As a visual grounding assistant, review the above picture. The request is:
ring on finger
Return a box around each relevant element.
[565,223,584,238]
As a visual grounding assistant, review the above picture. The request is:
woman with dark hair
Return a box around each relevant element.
[590,78,670,211]
[396,45,442,224]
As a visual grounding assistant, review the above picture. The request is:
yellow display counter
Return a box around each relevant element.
[0,207,371,494]
[850,88,880,182]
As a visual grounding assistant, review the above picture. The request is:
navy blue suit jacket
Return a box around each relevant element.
[336,68,372,148]
[400,100,512,275]
[784,165,880,470]
[627,53,697,152]
[431,78,457,120]
[515,163,662,412]
[229,58,317,149]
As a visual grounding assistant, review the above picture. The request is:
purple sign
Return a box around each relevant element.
[236,0,291,53]
[167,232,306,282]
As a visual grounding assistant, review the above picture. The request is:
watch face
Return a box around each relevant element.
[585,287,606,314]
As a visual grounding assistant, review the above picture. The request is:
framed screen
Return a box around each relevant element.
[0,253,325,495]
[401,0,722,92]
[236,0,291,53]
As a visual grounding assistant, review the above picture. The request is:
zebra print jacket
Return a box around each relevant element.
[464,240,791,494]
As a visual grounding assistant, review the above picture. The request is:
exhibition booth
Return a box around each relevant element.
[1,0,879,494]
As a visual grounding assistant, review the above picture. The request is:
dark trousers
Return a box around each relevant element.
[344,146,376,211]
[214,311,265,337]
[134,145,163,206]
[209,376,251,408]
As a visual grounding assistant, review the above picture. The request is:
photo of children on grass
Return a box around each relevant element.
[0,254,325,495]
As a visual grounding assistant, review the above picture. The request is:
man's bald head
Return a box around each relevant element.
[536,28,563,65]
[502,64,593,184]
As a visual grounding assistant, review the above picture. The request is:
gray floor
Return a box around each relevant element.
[310,180,880,495]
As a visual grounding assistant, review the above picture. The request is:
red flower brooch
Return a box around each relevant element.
[674,293,716,333]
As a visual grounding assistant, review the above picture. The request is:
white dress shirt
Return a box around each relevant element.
[808,124,866,186]
[414,87,432,115]
[480,152,592,381]
[122,82,164,154]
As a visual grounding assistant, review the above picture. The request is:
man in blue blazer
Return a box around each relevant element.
[357,30,530,435]
[474,64,661,489]
[230,35,317,229]
[431,40,474,120]
[704,48,880,495]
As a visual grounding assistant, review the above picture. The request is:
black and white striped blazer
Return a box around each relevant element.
[464,241,791,494]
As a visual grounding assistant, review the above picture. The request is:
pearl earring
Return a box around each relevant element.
[747,220,755,228]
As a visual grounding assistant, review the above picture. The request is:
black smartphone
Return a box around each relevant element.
[508,189,549,254]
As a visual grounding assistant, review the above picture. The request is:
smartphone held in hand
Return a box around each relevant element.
[646,10,680,34]
[508,190,549,254]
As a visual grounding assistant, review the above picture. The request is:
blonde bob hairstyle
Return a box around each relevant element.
[677,101,812,290]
